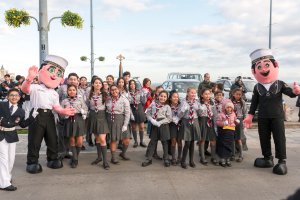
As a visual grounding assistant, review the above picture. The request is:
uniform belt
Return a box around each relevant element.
[37,108,52,113]
[0,127,16,131]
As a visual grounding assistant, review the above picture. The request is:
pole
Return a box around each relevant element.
[269,0,272,49]
[90,0,95,78]
[39,0,49,66]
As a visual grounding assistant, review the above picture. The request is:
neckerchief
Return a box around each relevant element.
[171,103,180,130]
[68,96,77,121]
[214,100,222,113]
[187,99,195,125]
[153,102,163,119]
[129,90,138,109]
[204,102,212,127]
[232,100,240,117]
[92,92,101,112]
[111,96,119,122]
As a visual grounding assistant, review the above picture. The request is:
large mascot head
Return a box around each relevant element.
[250,49,279,84]
[39,55,68,88]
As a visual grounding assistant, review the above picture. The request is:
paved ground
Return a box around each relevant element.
[1,128,300,200]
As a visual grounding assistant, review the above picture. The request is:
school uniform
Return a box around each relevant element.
[0,102,33,189]
[199,101,216,141]
[144,102,172,163]
[61,95,88,137]
[232,100,247,140]
[128,90,146,123]
[169,104,183,140]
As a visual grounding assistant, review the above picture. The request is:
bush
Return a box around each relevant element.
[5,8,30,28]
[61,10,83,29]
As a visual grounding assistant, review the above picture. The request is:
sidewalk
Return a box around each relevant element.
[1,129,300,200]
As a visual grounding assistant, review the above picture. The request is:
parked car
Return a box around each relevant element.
[162,79,200,99]
[167,72,203,82]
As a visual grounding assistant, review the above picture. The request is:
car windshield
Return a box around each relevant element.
[243,81,256,92]
[172,81,199,93]
[179,74,202,81]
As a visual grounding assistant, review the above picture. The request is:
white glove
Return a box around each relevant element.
[80,109,85,115]
[150,118,156,125]
[32,108,39,118]
[224,120,229,125]
[122,126,127,132]
[173,116,179,124]
[65,116,69,119]
[82,115,87,120]
[130,112,135,121]
[235,119,240,124]
[156,121,162,127]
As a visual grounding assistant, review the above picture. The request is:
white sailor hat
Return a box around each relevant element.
[250,49,274,65]
[44,55,68,72]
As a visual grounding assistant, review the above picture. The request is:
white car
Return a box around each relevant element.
[167,72,203,82]
[162,79,200,99]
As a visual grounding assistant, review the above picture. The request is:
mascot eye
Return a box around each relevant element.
[257,65,262,70]
[56,70,62,77]
[265,63,270,68]
[48,66,55,73]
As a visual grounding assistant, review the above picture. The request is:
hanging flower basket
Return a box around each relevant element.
[5,8,30,28]
[61,10,83,29]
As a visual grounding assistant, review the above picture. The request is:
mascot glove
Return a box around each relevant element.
[61,107,76,116]
[26,66,39,82]
[32,108,39,118]
[293,82,300,95]
[243,114,254,129]
[122,126,127,133]
[80,109,86,115]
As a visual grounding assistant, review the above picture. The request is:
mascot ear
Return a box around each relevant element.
[251,68,255,75]
[274,60,279,68]
[60,78,65,85]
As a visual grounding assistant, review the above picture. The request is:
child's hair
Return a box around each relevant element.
[106,75,114,81]
[200,88,212,104]
[89,77,107,103]
[67,84,77,91]
[143,78,151,87]
[214,90,224,97]
[168,90,180,105]
[158,90,169,104]
[109,84,121,97]
[116,77,128,92]
[8,88,20,96]
[230,88,244,107]
[128,79,137,92]
[154,85,164,98]
[68,73,79,79]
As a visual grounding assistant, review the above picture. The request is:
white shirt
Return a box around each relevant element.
[261,82,273,91]
[8,102,18,115]
[29,84,60,110]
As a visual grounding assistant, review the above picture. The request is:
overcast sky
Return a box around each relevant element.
[0,0,299,83]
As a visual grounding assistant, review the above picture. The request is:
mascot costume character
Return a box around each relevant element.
[21,55,75,174]
[243,49,300,175]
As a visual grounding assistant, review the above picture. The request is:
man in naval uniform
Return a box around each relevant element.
[21,55,76,174]
[243,49,300,175]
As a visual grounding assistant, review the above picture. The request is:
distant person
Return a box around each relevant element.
[0,74,15,100]
[106,75,114,87]
[122,71,131,90]
[230,76,247,98]
[198,73,213,98]
[296,95,300,122]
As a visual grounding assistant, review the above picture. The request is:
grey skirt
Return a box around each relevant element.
[150,123,170,141]
[88,110,109,135]
[234,117,244,140]
[181,118,200,141]
[169,122,183,140]
[64,114,85,137]
[199,117,216,141]
[107,113,130,141]
[130,103,146,123]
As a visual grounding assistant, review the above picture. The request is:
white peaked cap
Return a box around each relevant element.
[250,49,274,65]
[44,55,68,71]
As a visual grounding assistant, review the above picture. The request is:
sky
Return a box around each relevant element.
[0,0,299,83]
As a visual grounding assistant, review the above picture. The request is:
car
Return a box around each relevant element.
[162,79,200,99]
[167,72,203,82]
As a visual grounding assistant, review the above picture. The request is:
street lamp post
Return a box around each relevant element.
[80,56,105,79]
[269,0,272,49]
[90,0,95,78]
[116,54,125,78]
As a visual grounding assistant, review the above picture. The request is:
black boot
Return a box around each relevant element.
[254,156,274,168]
[142,159,152,167]
[210,144,218,165]
[132,131,138,148]
[91,143,103,165]
[47,160,63,169]
[111,151,119,164]
[236,143,243,162]
[219,158,226,167]
[101,146,110,170]
[26,163,43,174]
[181,141,189,169]
[171,145,177,166]
[273,160,287,175]
[230,142,236,161]
[199,142,208,165]
[177,143,182,165]
[164,159,170,167]
[189,142,196,168]
[139,131,147,147]
[119,144,130,160]
[226,158,232,167]
[70,146,78,168]
[153,144,162,160]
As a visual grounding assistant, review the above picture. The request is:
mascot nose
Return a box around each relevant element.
[51,75,57,80]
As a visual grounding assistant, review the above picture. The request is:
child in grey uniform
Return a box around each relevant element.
[142,90,172,167]
[61,84,88,168]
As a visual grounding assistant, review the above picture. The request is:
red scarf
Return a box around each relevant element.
[204,102,212,127]
[129,90,138,109]
[171,103,180,130]
[187,99,195,125]
[214,100,222,114]
[143,86,152,110]
[68,96,77,121]
[111,96,119,122]
[92,92,101,112]
[153,102,163,119]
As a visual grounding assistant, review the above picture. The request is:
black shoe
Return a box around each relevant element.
[140,142,147,148]
[111,158,119,165]
[119,153,130,160]
[181,162,188,169]
[254,157,274,168]
[64,153,72,159]
[219,160,226,167]
[230,156,235,161]
[103,162,110,170]
[176,157,182,165]
[142,159,152,167]
[164,159,170,167]
[153,154,163,160]
[189,161,196,168]
[226,160,232,167]
[273,160,287,175]
[205,150,211,157]
[0,185,17,191]
[133,142,138,148]
[171,159,177,166]
[91,158,102,165]
[70,160,78,168]
[236,156,243,163]
[211,158,219,166]
[47,160,63,169]
[200,158,208,166]
[26,163,43,174]
[81,145,86,151]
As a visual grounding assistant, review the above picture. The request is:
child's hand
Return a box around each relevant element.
[224,120,229,125]
[235,119,240,124]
